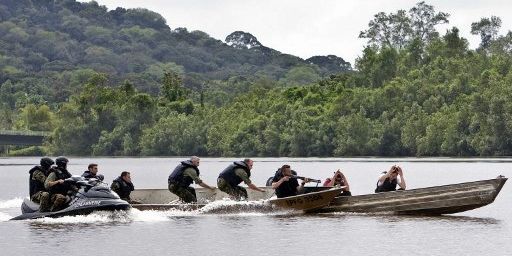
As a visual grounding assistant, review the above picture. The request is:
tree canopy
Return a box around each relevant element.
[3,1,512,157]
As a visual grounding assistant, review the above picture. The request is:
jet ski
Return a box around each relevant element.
[11,176,130,220]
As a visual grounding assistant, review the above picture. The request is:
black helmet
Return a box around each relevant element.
[55,156,69,167]
[40,157,54,168]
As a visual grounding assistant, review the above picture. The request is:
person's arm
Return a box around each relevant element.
[110,181,120,193]
[32,170,47,184]
[45,172,63,189]
[397,166,406,189]
[235,169,265,192]
[248,183,265,192]
[184,168,214,190]
[340,172,350,191]
[377,169,393,185]
[199,181,215,190]
[326,173,337,187]
[271,176,290,189]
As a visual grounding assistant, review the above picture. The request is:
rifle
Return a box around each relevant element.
[291,175,321,183]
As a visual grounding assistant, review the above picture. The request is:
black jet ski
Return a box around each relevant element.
[11,176,130,220]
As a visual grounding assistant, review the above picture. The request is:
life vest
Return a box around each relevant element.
[218,161,251,187]
[267,168,297,186]
[168,160,200,188]
[49,167,72,195]
[112,177,134,199]
[81,170,96,179]
[271,168,300,198]
[29,166,47,197]
[375,177,398,193]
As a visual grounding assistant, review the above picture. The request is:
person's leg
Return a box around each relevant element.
[50,194,67,212]
[169,183,197,203]
[186,187,197,202]
[31,191,50,212]
[30,191,42,203]
[38,192,51,212]
[233,186,248,200]
[217,179,231,195]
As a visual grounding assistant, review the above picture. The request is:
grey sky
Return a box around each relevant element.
[82,0,511,65]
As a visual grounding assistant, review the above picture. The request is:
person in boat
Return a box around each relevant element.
[29,157,54,212]
[81,163,104,181]
[266,169,297,186]
[111,171,139,204]
[375,165,406,193]
[271,164,314,198]
[168,156,215,203]
[45,156,75,212]
[323,169,352,196]
[217,158,265,200]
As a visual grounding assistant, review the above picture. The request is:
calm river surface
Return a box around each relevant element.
[0,157,511,256]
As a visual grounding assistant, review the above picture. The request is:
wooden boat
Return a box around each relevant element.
[314,176,507,215]
[130,187,342,212]
[129,176,506,215]
[268,188,343,211]
[130,187,274,211]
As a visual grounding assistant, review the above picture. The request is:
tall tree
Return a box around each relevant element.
[360,2,449,50]
[359,11,412,49]
[471,16,502,49]
[409,1,449,41]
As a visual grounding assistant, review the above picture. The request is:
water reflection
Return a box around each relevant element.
[319,212,501,225]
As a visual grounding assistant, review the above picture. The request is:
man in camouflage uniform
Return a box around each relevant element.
[29,157,54,212]
[217,158,265,200]
[45,157,74,212]
[168,156,215,203]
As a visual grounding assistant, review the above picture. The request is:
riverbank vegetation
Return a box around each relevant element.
[2,1,512,156]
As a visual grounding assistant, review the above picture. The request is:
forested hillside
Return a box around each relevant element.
[3,1,512,157]
[0,0,349,107]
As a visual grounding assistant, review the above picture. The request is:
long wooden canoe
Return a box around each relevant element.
[314,176,507,215]
[129,177,506,215]
[131,188,342,212]
[130,187,275,211]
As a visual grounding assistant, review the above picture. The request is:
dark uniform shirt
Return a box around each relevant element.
[272,175,300,198]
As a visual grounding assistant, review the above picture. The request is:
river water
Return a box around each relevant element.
[0,157,511,256]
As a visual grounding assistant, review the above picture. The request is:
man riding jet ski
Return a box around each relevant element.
[12,159,130,220]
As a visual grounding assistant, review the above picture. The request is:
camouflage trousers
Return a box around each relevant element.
[31,191,51,212]
[168,183,197,203]
[217,178,248,200]
[50,194,68,212]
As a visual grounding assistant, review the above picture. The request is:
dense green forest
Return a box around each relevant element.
[2,1,512,157]
[0,0,349,106]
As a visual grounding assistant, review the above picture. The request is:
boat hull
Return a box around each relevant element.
[11,199,130,220]
[131,203,205,211]
[315,177,507,215]
[131,188,342,212]
[269,188,343,211]
[129,177,506,215]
